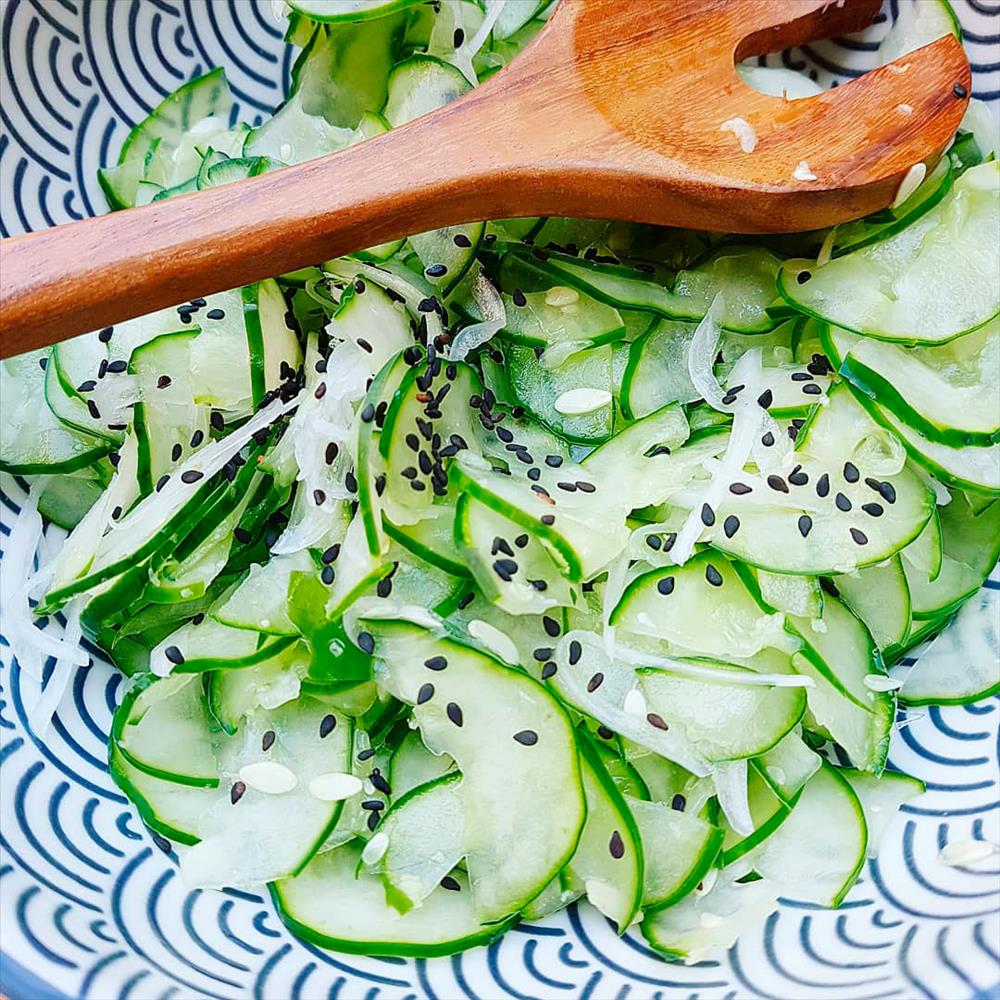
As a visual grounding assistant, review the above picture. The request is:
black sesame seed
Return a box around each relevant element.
[530,579,548,591]
[767,475,789,494]
[862,502,884,517]
[155,474,170,492]
[540,514,555,526]
[816,473,830,498]
[362,799,384,811]
[111,505,123,520]
[446,702,463,727]
[545,454,564,468]
[700,503,715,526]
[730,482,752,496]
[671,793,686,812]
[417,682,435,705]
[953,82,968,99]
[798,514,813,538]
[802,383,823,395]
[791,371,812,382]
[357,748,375,761]
[231,781,246,804]
[609,831,625,859]
[657,576,675,596]
[494,558,518,581]
[425,655,448,671]
[761,431,775,447]
[646,534,662,551]
[321,565,335,585]
[757,388,773,409]
[164,645,185,665]
[647,713,669,731]
[321,544,341,565]
[425,263,448,278]
[850,527,869,545]
[180,470,203,484]
[587,672,604,692]
[360,403,375,423]
[345,471,358,493]
[157,375,172,389]
[453,233,472,248]
[440,875,461,891]
[705,564,723,587]
[835,492,852,512]
[576,481,596,494]
[788,468,809,486]
[357,632,375,654]
[367,810,381,831]
[98,327,113,343]
[557,481,578,493]
[77,379,97,393]
[370,770,391,795]
[879,482,896,504]
[568,640,582,665]
[261,730,276,752]
[210,411,225,431]
[357,337,374,354]
[86,399,101,420]
[596,725,614,740]
[797,270,812,284]
[528,467,542,482]
[108,359,128,374]
[541,662,557,679]
[533,647,554,662]
[514,533,529,548]
[320,714,337,738]
[512,288,527,307]
[171,443,183,462]
[513,729,538,746]
[543,616,561,637]
[723,514,740,538]
[313,488,327,506]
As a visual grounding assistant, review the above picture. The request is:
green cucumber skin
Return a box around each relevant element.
[642,826,723,915]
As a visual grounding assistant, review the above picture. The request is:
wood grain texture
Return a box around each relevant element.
[0,0,970,357]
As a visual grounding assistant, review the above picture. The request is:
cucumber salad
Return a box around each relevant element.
[2,0,998,965]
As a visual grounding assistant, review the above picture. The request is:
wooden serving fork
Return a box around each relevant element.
[0,0,970,356]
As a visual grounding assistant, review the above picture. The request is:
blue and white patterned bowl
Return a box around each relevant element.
[1,2,998,997]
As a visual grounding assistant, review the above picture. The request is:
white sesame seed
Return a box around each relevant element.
[468,619,520,664]
[864,674,903,692]
[887,62,911,75]
[544,285,580,308]
[623,688,647,717]
[891,162,927,208]
[279,142,293,161]
[554,387,612,416]
[720,117,757,154]
[308,772,363,801]
[793,160,818,182]
[362,831,390,865]
[897,103,913,115]
[937,840,997,867]
[238,761,298,794]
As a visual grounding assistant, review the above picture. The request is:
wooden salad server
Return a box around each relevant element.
[0,0,970,356]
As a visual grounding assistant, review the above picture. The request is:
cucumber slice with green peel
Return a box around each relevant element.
[878,0,960,63]
[745,763,867,907]
[620,319,701,419]
[696,385,935,576]
[130,330,209,496]
[592,740,650,799]
[287,0,421,22]
[827,318,999,447]
[521,877,578,921]
[369,771,465,914]
[42,351,118,445]
[1,350,108,474]
[188,290,258,414]
[361,620,586,922]
[520,247,783,333]
[382,55,472,126]
[272,842,513,957]
[455,492,573,613]
[389,730,455,797]
[214,551,316,635]
[504,342,614,444]
[384,506,470,577]
[206,648,307,735]
[779,162,999,344]
[36,471,106,530]
[638,660,806,762]
[641,867,779,964]
[410,223,485,295]
[243,280,302,409]
[832,556,911,653]
[149,618,297,675]
[562,733,644,932]
[499,284,625,350]
[718,765,796,866]
[491,0,546,40]
[903,493,1000,618]
[756,570,823,619]
[727,362,832,418]
[611,554,786,660]
[329,280,413,377]
[902,506,943,582]
[178,697,352,888]
[451,451,631,581]
[753,728,821,807]
[788,596,894,774]
[49,337,135,444]
[896,587,1000,705]
[843,769,924,857]
[628,794,722,909]
[628,752,715,815]
[113,675,219,787]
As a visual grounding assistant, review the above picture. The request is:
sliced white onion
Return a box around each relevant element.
[450,270,505,361]
[29,599,84,736]
[687,295,727,411]
[713,759,754,836]
[452,0,508,84]
[613,642,811,688]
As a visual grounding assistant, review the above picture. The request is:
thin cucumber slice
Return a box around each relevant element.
[753,728,821,807]
[788,596,894,774]
[757,570,823,619]
[242,279,302,410]
[500,284,624,350]
[364,620,585,922]
[832,556,911,653]
[779,162,999,344]
[455,492,573,613]
[0,350,107,474]
[843,769,924,857]
[642,867,778,964]
[878,0,960,63]
[522,247,783,333]
[730,363,832,417]
[638,660,805,762]
[287,0,421,22]
[621,319,701,419]
[897,587,1000,705]
[627,795,721,909]
[36,471,105,530]
[492,0,545,40]
[384,506,470,577]
[49,337,134,444]
[272,842,512,957]
[700,385,935,575]
[563,734,644,932]
[149,619,297,675]
[389,730,455,797]
[718,765,795,866]
[828,318,999,447]
[179,697,352,888]
[382,55,471,126]
[746,763,867,907]
[627,752,715,815]
[611,554,787,660]
[371,771,465,914]
[329,280,413,376]
[188,290,257,414]
[206,647,307,735]
[410,223,485,296]
[902,506,943,583]
[451,451,631,581]
[214,551,316,635]
[504,342,614,444]
[113,675,218,787]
